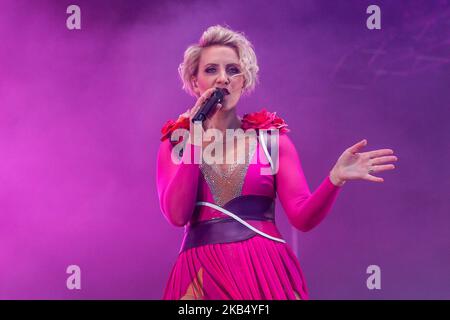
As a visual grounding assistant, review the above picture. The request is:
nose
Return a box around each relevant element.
[216,69,230,86]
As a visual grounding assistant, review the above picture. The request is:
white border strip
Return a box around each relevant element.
[196,201,286,243]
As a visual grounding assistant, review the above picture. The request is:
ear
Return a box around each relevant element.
[191,76,198,87]
[191,76,200,95]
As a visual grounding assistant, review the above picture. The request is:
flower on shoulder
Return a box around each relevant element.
[241,108,290,133]
[160,110,190,144]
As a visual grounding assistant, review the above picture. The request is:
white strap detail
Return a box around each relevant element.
[258,131,274,173]
[196,201,286,243]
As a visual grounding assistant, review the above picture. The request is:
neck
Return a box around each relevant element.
[208,107,242,134]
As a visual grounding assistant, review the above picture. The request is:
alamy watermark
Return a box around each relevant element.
[169,123,280,176]
[366,264,381,290]
[66,264,81,290]
[367,5,381,30]
[66,5,81,30]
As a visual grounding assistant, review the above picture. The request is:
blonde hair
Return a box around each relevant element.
[178,25,259,97]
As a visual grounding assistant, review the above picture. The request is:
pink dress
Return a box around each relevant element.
[156,114,342,300]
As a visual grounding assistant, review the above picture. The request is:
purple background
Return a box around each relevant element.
[1,0,449,299]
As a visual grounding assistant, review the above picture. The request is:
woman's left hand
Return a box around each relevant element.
[329,139,398,187]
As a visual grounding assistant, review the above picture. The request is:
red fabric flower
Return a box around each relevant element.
[160,113,190,144]
[160,108,289,144]
[241,108,290,133]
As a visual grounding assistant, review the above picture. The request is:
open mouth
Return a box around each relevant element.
[221,88,230,95]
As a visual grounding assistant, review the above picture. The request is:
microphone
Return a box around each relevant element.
[192,88,230,123]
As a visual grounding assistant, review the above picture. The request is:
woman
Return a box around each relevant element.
[157,25,398,300]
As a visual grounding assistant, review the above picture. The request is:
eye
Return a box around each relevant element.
[228,67,240,74]
[205,67,216,73]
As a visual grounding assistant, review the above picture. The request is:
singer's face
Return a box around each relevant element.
[192,45,245,110]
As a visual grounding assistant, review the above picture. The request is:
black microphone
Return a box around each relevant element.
[192,88,230,123]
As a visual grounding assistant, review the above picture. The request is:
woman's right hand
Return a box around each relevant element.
[185,87,222,145]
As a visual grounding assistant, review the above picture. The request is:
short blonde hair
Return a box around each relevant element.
[178,25,259,97]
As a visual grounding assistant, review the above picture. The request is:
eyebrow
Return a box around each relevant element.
[204,63,240,67]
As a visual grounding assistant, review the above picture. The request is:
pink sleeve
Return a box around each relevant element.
[156,139,201,227]
[276,133,343,232]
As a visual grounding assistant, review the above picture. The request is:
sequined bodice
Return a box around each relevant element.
[200,136,258,206]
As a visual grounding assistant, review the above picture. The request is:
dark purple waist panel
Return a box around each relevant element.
[180,195,279,253]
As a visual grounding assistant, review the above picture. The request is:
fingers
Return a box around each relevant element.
[367,149,394,159]
[367,174,384,183]
[347,139,367,153]
[370,155,398,165]
[189,103,202,121]
[369,164,396,173]
[195,88,217,107]
[366,162,396,183]
[189,87,218,120]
